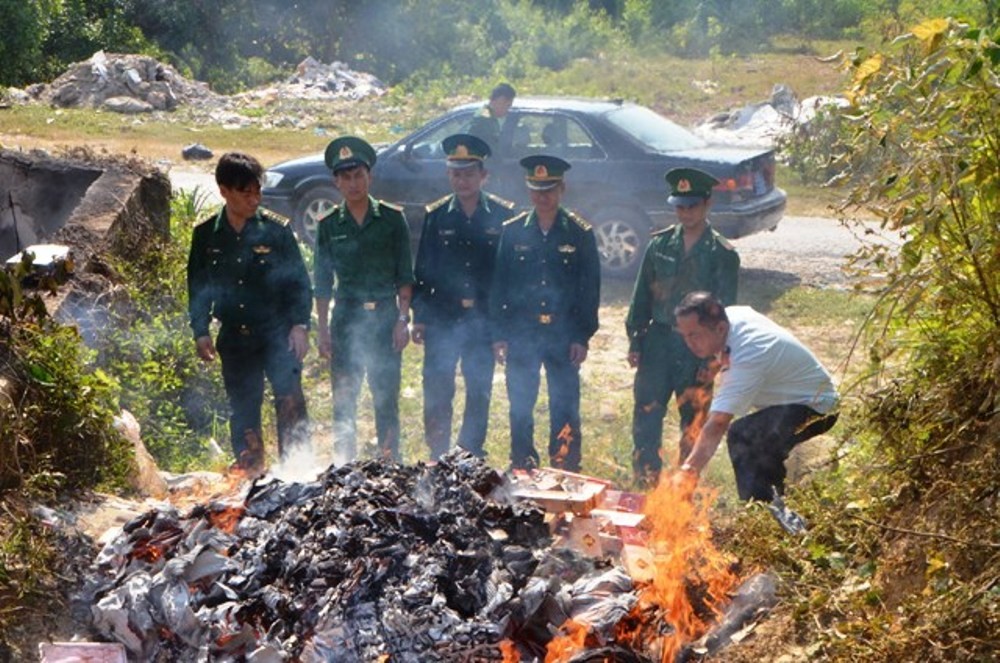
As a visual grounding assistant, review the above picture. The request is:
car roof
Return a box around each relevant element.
[454,96,629,114]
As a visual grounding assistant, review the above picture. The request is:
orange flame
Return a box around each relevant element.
[208,505,246,534]
[552,423,575,467]
[498,639,521,662]
[544,619,590,663]
[636,470,739,660]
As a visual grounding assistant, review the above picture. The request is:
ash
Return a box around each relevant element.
[85,452,625,662]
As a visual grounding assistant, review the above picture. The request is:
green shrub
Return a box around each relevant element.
[92,189,228,471]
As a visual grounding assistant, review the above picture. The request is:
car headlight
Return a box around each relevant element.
[263,171,284,189]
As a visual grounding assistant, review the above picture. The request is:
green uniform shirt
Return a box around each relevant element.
[490,208,601,345]
[186,208,312,339]
[625,223,740,352]
[313,195,415,301]
[467,105,502,149]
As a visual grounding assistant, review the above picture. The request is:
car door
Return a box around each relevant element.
[493,110,608,215]
[371,110,475,216]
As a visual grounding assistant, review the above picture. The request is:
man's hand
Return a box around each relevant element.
[317,325,332,359]
[195,336,216,362]
[669,463,700,499]
[288,325,309,362]
[411,323,426,345]
[627,351,640,368]
[392,320,410,352]
[492,341,508,365]
[569,343,588,367]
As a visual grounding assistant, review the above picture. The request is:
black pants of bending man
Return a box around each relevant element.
[727,404,838,501]
[330,301,402,461]
[505,326,582,472]
[217,325,308,466]
[422,314,495,459]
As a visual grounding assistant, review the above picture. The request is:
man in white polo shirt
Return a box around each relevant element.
[672,291,839,500]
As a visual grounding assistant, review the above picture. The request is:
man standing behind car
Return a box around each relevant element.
[490,155,600,472]
[187,152,312,475]
[468,82,516,151]
[313,136,415,462]
[412,134,515,460]
[626,167,740,487]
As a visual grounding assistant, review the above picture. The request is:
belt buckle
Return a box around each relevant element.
[362,301,377,311]
[538,314,552,325]
[461,298,475,309]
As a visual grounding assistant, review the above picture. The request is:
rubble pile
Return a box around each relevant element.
[692,83,849,148]
[31,51,219,113]
[85,453,640,661]
[234,57,387,104]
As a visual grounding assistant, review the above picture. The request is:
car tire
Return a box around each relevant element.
[592,206,649,280]
[293,185,341,245]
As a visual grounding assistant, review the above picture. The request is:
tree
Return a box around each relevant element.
[0,0,45,86]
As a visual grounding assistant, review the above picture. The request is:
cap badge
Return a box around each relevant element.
[534,165,549,178]
[454,144,469,158]
[339,146,353,159]
[677,178,691,193]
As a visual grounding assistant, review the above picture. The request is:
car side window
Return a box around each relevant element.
[408,112,474,160]
[509,113,603,160]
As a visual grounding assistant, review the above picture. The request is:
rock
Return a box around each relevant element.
[182,143,214,161]
[113,410,168,499]
[103,96,154,114]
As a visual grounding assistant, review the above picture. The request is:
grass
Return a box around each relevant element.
[291,273,873,508]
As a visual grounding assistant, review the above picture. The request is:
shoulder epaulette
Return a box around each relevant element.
[425,194,452,214]
[378,199,404,213]
[315,205,340,225]
[194,216,214,228]
[650,226,672,237]
[486,192,516,210]
[567,211,592,231]
[711,228,736,251]
[260,209,291,227]
[504,211,529,226]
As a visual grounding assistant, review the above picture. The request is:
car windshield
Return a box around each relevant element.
[604,105,706,152]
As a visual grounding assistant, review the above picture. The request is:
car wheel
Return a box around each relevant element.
[592,207,648,279]
[293,186,340,245]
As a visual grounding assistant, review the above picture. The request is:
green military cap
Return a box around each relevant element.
[442,133,491,168]
[520,154,571,190]
[665,167,719,207]
[325,136,377,174]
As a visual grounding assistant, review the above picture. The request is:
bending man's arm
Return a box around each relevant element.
[681,411,734,474]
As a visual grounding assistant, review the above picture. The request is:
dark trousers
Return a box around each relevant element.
[632,324,708,479]
[330,303,402,461]
[217,326,308,462]
[422,314,495,459]
[727,404,839,501]
[505,326,582,471]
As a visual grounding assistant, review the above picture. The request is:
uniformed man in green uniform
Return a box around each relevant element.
[626,167,740,486]
[412,134,515,459]
[467,83,516,151]
[314,136,415,462]
[187,152,312,475]
[490,155,601,471]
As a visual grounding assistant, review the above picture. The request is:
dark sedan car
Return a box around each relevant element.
[261,97,785,277]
